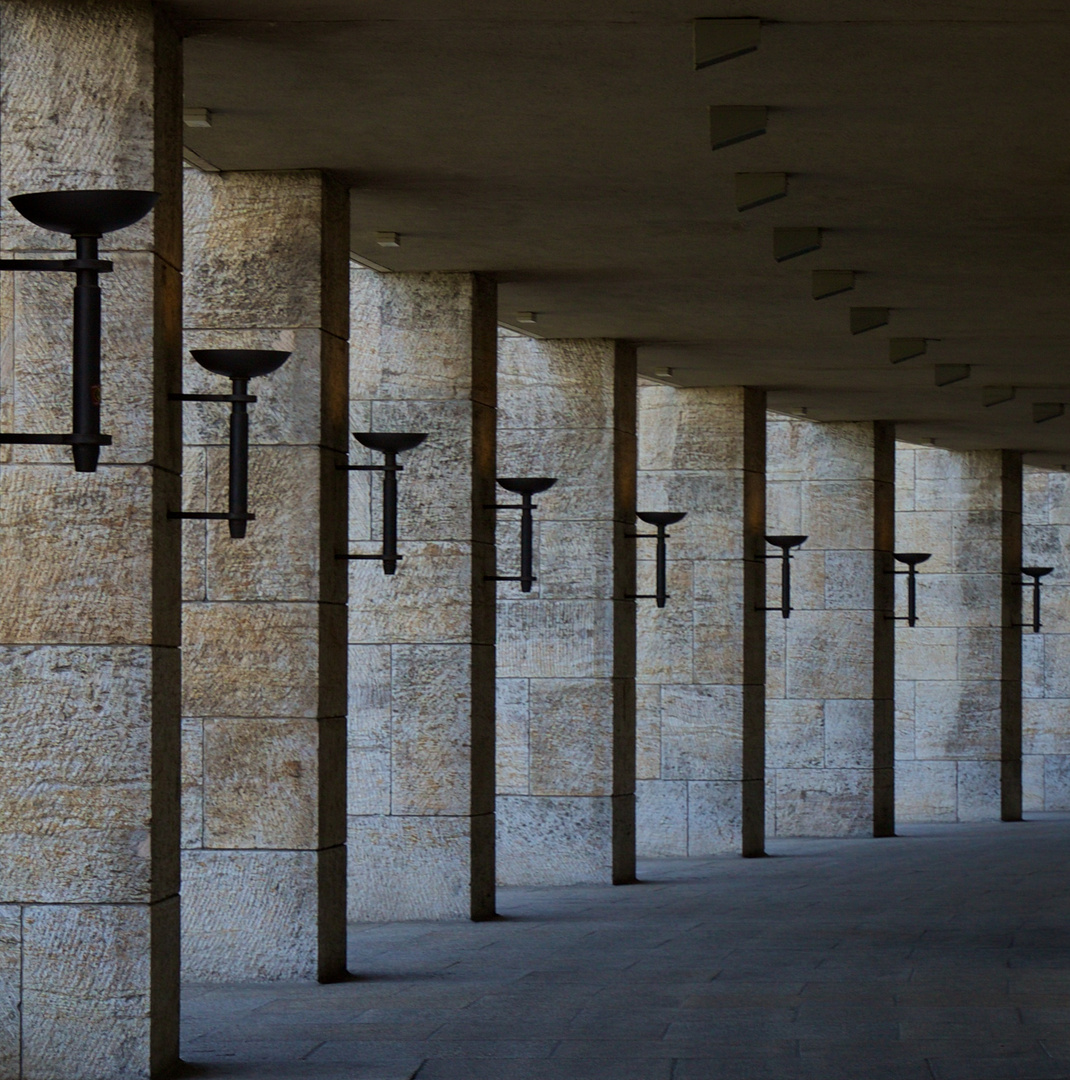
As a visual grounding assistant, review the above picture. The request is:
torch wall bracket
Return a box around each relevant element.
[890,552,932,627]
[1018,566,1053,633]
[485,477,557,592]
[627,511,688,608]
[759,535,808,618]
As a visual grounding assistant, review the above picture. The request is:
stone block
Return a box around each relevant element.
[348,644,392,749]
[529,678,615,796]
[1024,700,1070,756]
[183,601,345,719]
[390,644,483,816]
[824,550,874,610]
[895,510,953,572]
[203,716,344,849]
[183,848,342,981]
[956,759,1001,821]
[914,679,1001,760]
[895,680,916,760]
[635,682,661,780]
[639,387,747,473]
[22,898,178,1079]
[774,768,873,837]
[692,609,745,684]
[824,699,874,769]
[1039,634,1070,698]
[638,472,746,561]
[498,600,615,678]
[635,779,688,857]
[637,563,694,682]
[348,748,391,816]
[1022,753,1045,812]
[955,627,1002,680]
[779,549,826,612]
[182,719,204,850]
[786,610,873,699]
[660,684,744,781]
[496,677,530,795]
[914,476,1000,513]
[1042,755,1070,811]
[687,780,743,854]
[895,759,957,822]
[912,573,1001,628]
[766,698,824,769]
[348,814,483,920]
[896,627,957,683]
[181,444,208,602]
[766,478,802,535]
[496,795,614,886]
[765,617,787,699]
[535,521,615,600]
[799,480,876,550]
[0,906,19,1076]
[0,644,174,904]
[768,418,874,482]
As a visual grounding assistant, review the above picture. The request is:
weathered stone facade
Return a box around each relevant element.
[635,385,765,857]
[496,335,637,885]
[0,1,182,1073]
[894,445,1022,823]
[181,169,349,980]
[347,269,497,920]
[765,418,895,838]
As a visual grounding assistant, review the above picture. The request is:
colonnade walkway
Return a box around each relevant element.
[180,816,1070,1080]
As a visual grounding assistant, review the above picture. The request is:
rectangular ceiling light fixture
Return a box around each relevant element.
[774,227,821,262]
[710,106,767,151]
[812,270,854,300]
[694,18,761,69]
[982,386,1015,407]
[183,107,212,128]
[736,172,787,211]
[850,307,889,334]
[934,364,970,387]
[889,338,927,364]
[1034,402,1065,424]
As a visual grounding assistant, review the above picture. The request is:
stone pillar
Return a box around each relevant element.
[347,269,496,920]
[766,417,895,838]
[496,335,637,886]
[181,170,348,980]
[895,445,1022,823]
[1023,467,1070,811]
[0,1,180,1074]
[635,385,765,857]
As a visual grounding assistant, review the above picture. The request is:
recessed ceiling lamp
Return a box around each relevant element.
[812,270,854,300]
[935,364,970,387]
[890,338,927,364]
[850,307,889,334]
[709,106,768,151]
[516,312,537,324]
[694,18,761,68]
[736,172,787,212]
[1034,402,1064,424]
[982,386,1015,407]
[375,231,400,247]
[183,107,212,128]
[774,227,821,262]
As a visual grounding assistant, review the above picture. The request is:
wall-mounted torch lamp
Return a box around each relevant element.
[0,189,159,471]
[340,431,428,574]
[485,477,557,592]
[760,535,808,618]
[628,511,688,608]
[169,349,290,539]
[892,552,931,627]
[1021,566,1054,633]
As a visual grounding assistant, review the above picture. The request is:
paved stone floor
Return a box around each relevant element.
[181,816,1070,1079]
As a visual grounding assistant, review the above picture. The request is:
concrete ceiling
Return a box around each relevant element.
[171,0,1070,464]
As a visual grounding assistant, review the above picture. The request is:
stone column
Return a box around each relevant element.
[496,335,637,886]
[0,1,181,1074]
[895,445,1022,823]
[347,269,496,921]
[635,385,765,857]
[766,417,895,838]
[181,170,348,980]
[1022,467,1070,811]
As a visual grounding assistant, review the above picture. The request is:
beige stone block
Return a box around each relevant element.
[768,418,875,483]
[914,679,1001,760]
[636,779,688,857]
[182,719,204,850]
[896,626,957,682]
[823,550,874,610]
[0,644,175,904]
[895,759,957,823]
[914,477,1000,513]
[348,814,482,920]
[183,848,341,980]
[529,678,615,796]
[777,549,826,612]
[497,677,530,795]
[896,510,953,572]
[22,898,178,1079]
[766,699,824,770]
[181,445,208,602]
[637,563,694,682]
[638,472,745,560]
[349,542,477,645]
[800,480,875,550]
[0,464,168,645]
[534,521,615,600]
[636,682,662,780]
[1042,756,1070,811]
[348,748,391,816]
[773,768,873,837]
[915,447,1001,483]
[204,717,343,849]
[183,601,345,719]
[1022,752,1045,812]
[766,478,802,535]
[498,600,615,678]
[639,387,746,473]
[957,759,1001,821]
[496,794,614,886]
[824,699,874,768]
[499,337,615,431]
[1039,635,1070,698]
[765,617,787,699]
[1024,700,1070,756]
[1048,473,1070,525]
[786,610,873,699]
[660,684,744,781]
[687,780,743,855]
[956,627,1002,680]
[895,679,916,759]
[0,907,18,1076]
[692,610,745,685]
[348,644,391,749]
[390,644,478,815]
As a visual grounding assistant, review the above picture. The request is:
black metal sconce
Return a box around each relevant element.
[485,477,557,592]
[760,535,807,618]
[628,511,688,608]
[892,552,931,627]
[340,432,428,574]
[0,189,159,472]
[169,349,290,539]
[1021,566,1054,633]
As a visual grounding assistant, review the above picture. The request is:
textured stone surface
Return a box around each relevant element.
[895,445,1022,823]
[0,3,182,1071]
[348,270,496,919]
[182,169,348,981]
[766,418,894,839]
[635,386,766,857]
[496,336,636,885]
